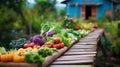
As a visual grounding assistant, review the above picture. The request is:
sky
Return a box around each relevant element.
[27,0,66,7]
[56,0,66,7]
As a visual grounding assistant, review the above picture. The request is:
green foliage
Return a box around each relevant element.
[0,0,58,48]
[95,18,120,56]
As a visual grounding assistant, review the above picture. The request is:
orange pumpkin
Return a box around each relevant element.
[0,53,1,61]
[1,54,8,62]
[7,52,14,61]
[13,54,25,63]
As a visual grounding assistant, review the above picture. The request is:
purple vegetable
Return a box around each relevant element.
[44,31,56,37]
[30,35,45,46]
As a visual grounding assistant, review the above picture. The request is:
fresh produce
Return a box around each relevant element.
[48,42,54,48]
[0,52,14,62]
[0,18,96,64]
[54,38,61,44]
[0,53,1,61]
[1,54,8,62]
[33,45,41,49]
[13,53,25,63]
[9,38,28,49]
[32,48,39,53]
[44,31,56,37]
[62,16,77,29]
[23,42,35,48]
[0,47,7,54]
[38,48,57,57]
[40,23,51,36]
[92,24,98,29]
[0,47,17,62]
[30,35,45,46]
[75,25,81,30]
[25,52,45,63]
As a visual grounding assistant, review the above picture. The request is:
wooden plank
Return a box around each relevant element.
[64,52,97,55]
[71,46,96,49]
[73,44,96,48]
[60,54,96,58]
[79,38,97,42]
[84,36,99,39]
[76,41,97,45]
[68,49,96,52]
[0,62,38,67]
[49,65,93,67]
[56,56,94,61]
[52,59,94,65]
[42,47,68,67]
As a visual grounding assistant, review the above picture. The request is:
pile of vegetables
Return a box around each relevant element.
[0,16,96,64]
[0,47,57,63]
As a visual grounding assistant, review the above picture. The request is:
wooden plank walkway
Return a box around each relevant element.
[49,29,104,67]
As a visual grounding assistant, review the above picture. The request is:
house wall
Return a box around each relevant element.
[65,0,114,19]
[97,0,113,19]
[66,3,81,18]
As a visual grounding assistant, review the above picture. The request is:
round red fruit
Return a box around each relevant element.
[53,44,61,49]
[23,43,29,48]
[54,38,61,44]
[49,42,54,48]
[60,42,65,48]
[29,42,35,48]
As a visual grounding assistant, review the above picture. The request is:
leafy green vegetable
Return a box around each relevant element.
[9,38,28,49]
[0,47,7,54]
[40,22,51,36]
[62,16,77,29]
[25,52,45,63]
[38,48,57,57]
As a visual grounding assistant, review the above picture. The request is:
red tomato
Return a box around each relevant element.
[53,44,61,49]
[75,26,81,30]
[69,18,74,22]
[23,43,29,48]
[49,42,54,48]
[93,24,98,29]
[54,38,61,44]
[23,43,35,48]
[29,42,35,48]
[60,42,65,48]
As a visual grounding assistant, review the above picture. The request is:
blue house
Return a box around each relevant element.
[61,0,117,20]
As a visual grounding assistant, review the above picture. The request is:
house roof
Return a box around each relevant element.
[69,2,103,6]
[61,0,68,3]
[61,0,118,4]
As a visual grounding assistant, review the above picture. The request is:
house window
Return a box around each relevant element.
[105,10,112,17]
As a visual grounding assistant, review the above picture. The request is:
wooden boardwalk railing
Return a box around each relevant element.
[49,29,106,67]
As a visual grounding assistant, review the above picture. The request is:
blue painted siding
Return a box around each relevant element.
[97,5,105,19]
[97,0,113,19]
[69,6,76,17]
[77,7,81,18]
[66,2,81,18]
[65,0,114,19]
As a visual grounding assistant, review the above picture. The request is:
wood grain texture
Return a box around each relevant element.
[52,59,94,65]
[64,52,97,55]
[68,48,96,52]
[0,62,38,67]
[49,65,93,67]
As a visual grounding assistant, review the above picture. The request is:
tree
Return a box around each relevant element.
[34,0,57,18]
[0,0,28,47]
